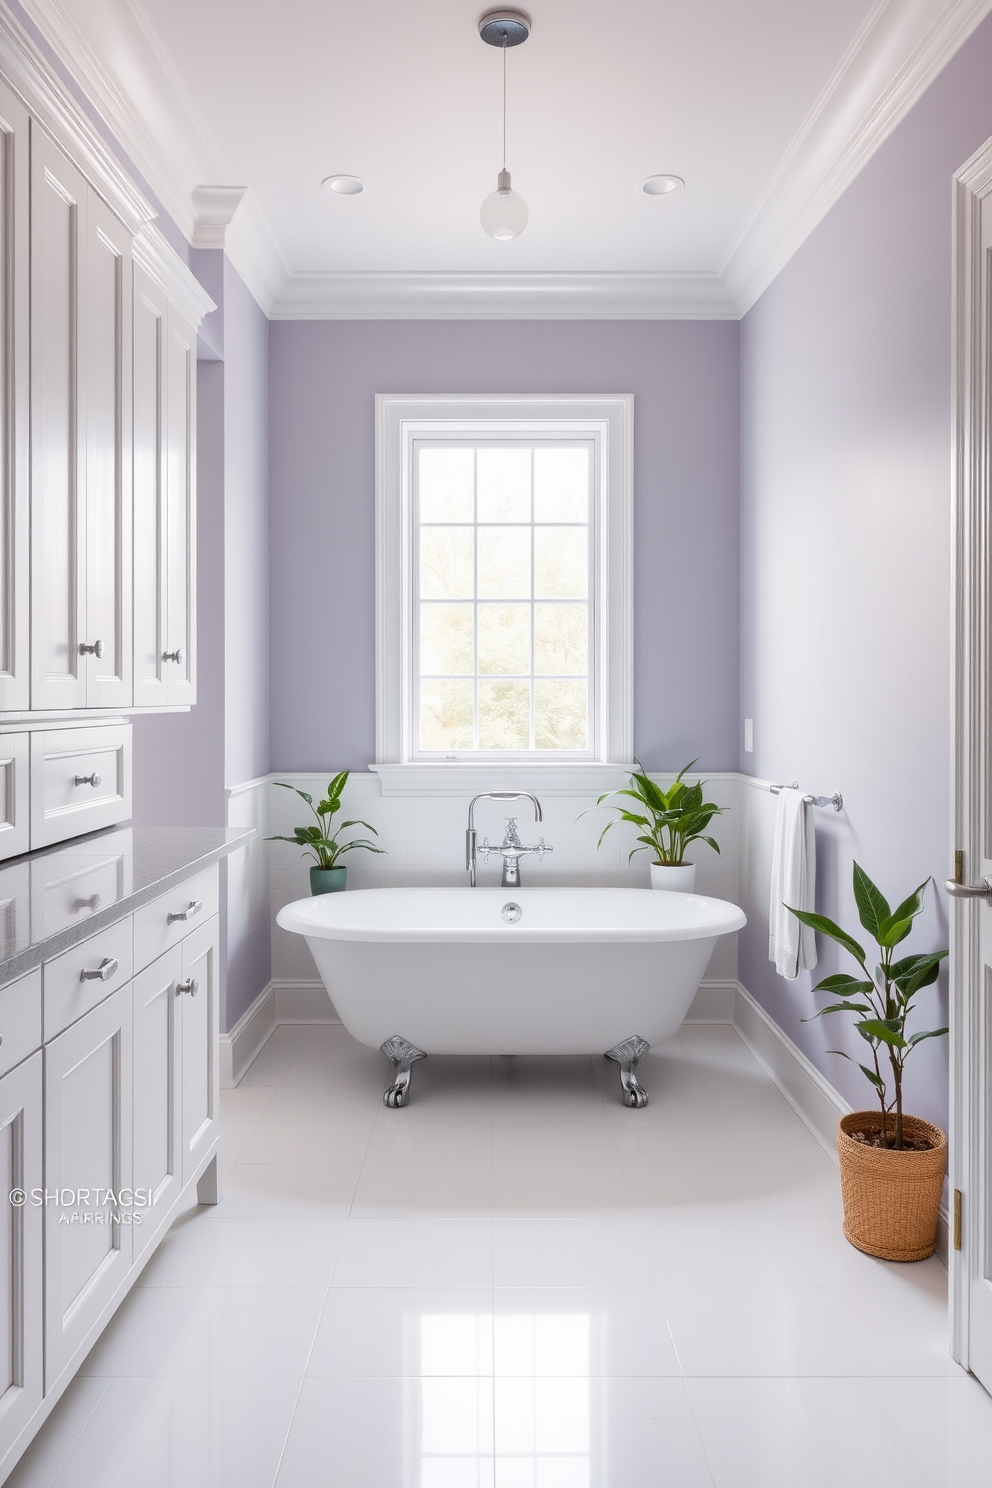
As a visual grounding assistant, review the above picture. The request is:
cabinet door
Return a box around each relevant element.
[132,946,181,1259]
[132,265,168,707]
[82,191,132,708]
[30,127,86,711]
[44,983,132,1391]
[180,915,218,1185]
[165,304,196,705]
[0,83,29,711]
[0,1053,42,1464]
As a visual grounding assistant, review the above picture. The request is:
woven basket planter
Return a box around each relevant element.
[837,1112,947,1262]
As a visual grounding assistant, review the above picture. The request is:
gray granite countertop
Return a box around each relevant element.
[0,826,254,986]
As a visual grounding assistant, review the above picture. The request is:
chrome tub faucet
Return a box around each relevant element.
[466,792,552,888]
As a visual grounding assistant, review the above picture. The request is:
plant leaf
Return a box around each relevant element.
[786,908,866,965]
[812,974,873,996]
[891,950,947,996]
[907,1027,949,1046]
[856,1018,907,1049]
[852,862,891,940]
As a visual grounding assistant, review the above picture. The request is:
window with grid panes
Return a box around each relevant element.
[415,442,593,756]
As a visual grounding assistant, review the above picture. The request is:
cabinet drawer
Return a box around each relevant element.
[133,865,219,974]
[30,851,129,940]
[0,967,41,1077]
[30,725,132,850]
[44,919,133,1040]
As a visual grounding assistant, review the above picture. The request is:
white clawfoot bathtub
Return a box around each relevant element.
[278,886,746,1106]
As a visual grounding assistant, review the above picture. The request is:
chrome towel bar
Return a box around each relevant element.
[769,781,843,812]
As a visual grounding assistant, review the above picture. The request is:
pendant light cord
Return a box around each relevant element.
[502,31,507,170]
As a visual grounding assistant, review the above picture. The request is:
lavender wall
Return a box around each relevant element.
[267,320,740,774]
[738,14,992,1130]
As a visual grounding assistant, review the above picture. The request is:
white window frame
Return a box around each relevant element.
[374,395,633,795]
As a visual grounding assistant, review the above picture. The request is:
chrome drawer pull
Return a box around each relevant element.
[74,772,102,788]
[163,648,183,664]
[176,977,198,998]
[79,640,105,658]
[80,956,119,984]
[168,899,203,925]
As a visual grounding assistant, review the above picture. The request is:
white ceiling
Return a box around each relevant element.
[14,0,992,316]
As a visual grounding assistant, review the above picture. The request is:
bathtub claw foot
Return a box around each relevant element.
[605,1036,651,1108]
[381,1036,426,1108]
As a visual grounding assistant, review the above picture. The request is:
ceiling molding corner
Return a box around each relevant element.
[191,184,247,247]
[724,0,992,315]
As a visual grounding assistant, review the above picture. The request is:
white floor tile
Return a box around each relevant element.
[48,1373,302,1488]
[492,1219,653,1289]
[78,1287,161,1376]
[687,1376,933,1488]
[353,1160,493,1216]
[663,1285,963,1377]
[363,1109,493,1167]
[237,1116,375,1166]
[331,1217,494,1288]
[491,1162,632,1217]
[778,1212,948,1292]
[493,1288,681,1376]
[276,1375,496,1488]
[165,1217,345,1290]
[112,1287,324,1377]
[307,1288,494,1376]
[204,1161,361,1220]
[493,1376,714,1486]
[4,1375,110,1488]
[639,1207,819,1288]
[873,1373,992,1488]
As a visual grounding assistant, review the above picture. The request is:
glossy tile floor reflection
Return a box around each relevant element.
[8,1022,992,1487]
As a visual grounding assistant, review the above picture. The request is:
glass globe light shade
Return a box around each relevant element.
[480,169,528,240]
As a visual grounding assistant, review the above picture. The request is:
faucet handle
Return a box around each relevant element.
[478,836,492,863]
[536,837,553,862]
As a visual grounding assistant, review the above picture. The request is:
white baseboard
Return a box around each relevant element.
[685,978,737,1022]
[220,980,338,1087]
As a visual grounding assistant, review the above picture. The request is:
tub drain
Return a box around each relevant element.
[501,901,522,923]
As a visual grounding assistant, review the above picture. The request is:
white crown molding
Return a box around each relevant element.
[724,0,992,314]
[133,222,215,326]
[0,3,154,231]
[270,270,737,321]
[13,0,288,316]
[191,184,247,248]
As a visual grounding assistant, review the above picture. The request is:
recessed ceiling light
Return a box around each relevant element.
[322,175,364,196]
[642,174,684,196]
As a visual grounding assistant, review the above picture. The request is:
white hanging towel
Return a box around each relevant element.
[768,787,817,979]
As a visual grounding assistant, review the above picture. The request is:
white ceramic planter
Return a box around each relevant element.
[649,862,696,892]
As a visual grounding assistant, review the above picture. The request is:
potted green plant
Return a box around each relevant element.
[788,862,947,1261]
[268,772,384,894]
[591,759,726,890]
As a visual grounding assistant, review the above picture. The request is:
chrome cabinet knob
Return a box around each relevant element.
[168,899,203,925]
[163,648,183,664]
[80,956,118,983]
[945,877,992,903]
[176,977,198,998]
[74,772,102,788]
[79,640,105,658]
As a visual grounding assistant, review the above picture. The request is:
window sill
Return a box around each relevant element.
[369,761,634,797]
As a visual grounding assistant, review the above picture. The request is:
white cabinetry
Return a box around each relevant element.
[44,982,133,1390]
[30,128,132,712]
[0,1049,42,1450]
[133,267,196,707]
[0,81,29,712]
[179,918,219,1181]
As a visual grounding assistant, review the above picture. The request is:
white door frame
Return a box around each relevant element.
[949,135,992,1367]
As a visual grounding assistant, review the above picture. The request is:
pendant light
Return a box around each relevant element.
[479,11,530,240]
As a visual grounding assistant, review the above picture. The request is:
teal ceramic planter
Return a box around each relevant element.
[310,866,347,896]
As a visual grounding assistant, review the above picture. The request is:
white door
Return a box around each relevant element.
[180,916,219,1184]
[132,946,182,1258]
[30,127,86,711]
[82,189,132,708]
[0,1053,42,1461]
[950,140,992,1390]
[132,264,169,708]
[44,983,132,1391]
[0,82,29,712]
[164,304,196,705]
